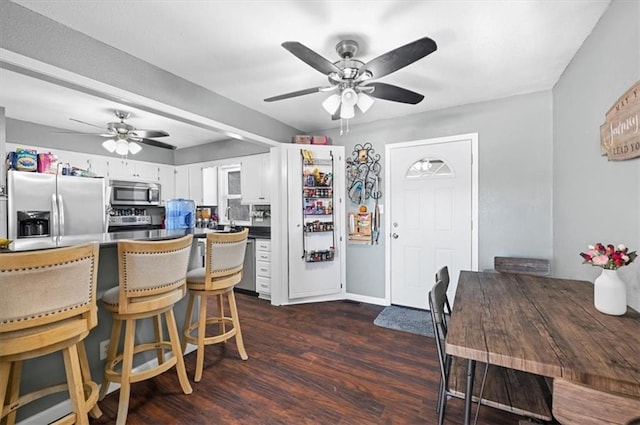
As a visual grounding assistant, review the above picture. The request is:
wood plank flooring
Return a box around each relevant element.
[90,293,524,424]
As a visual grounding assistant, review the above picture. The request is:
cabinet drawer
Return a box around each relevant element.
[256,251,271,263]
[256,277,271,294]
[256,261,271,278]
[256,239,271,252]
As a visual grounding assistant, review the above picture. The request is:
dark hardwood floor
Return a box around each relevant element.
[90,293,523,424]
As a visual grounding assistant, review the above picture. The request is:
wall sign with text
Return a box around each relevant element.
[600,80,639,160]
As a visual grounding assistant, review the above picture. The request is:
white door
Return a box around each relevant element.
[388,136,475,309]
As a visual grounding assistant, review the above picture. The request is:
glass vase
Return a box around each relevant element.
[593,268,627,316]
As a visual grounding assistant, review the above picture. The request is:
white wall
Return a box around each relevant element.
[321,91,554,298]
[553,0,640,309]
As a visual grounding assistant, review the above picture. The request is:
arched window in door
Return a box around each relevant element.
[406,157,453,178]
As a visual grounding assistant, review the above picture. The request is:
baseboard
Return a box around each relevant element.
[18,344,197,425]
[345,292,388,306]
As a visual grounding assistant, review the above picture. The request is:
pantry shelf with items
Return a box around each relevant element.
[301,149,335,263]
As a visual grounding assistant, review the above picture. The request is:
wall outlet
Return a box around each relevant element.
[99,339,110,361]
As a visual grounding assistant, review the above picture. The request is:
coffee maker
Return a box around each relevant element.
[17,211,50,238]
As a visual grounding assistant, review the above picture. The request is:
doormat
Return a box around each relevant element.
[373,305,435,337]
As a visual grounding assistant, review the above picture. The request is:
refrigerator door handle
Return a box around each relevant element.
[51,193,59,237]
[58,194,65,236]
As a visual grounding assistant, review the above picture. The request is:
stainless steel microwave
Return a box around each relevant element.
[109,180,161,206]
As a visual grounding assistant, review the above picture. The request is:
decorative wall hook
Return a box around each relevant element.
[346,142,381,204]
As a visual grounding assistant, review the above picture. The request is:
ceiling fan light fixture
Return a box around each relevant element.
[128,141,142,155]
[340,103,355,119]
[115,139,130,156]
[322,94,341,115]
[356,93,374,113]
[341,88,358,107]
[102,139,117,153]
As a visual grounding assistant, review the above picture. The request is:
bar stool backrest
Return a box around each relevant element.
[0,242,99,354]
[117,234,193,314]
[203,228,249,290]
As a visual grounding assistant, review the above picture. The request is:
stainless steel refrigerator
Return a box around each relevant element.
[8,170,106,239]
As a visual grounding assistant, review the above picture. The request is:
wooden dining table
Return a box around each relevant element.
[445,270,640,425]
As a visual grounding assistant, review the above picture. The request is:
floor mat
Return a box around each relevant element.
[373,305,435,337]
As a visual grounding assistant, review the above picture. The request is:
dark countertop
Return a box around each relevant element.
[2,226,269,253]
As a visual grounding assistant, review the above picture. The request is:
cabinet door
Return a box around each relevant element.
[107,158,135,180]
[174,165,190,199]
[158,165,175,203]
[134,162,160,181]
[85,156,109,178]
[241,153,270,204]
[188,164,204,205]
[202,166,218,206]
[261,154,272,202]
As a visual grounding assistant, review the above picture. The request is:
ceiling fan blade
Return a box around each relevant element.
[365,82,424,104]
[282,41,342,76]
[129,129,169,138]
[264,86,327,102]
[137,138,176,150]
[359,37,437,79]
[69,117,107,130]
[54,131,114,137]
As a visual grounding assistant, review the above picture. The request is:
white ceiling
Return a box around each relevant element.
[2,0,611,150]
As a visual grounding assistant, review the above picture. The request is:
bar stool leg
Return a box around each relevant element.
[0,360,10,420]
[182,292,196,354]
[116,319,136,425]
[99,317,122,401]
[195,293,208,382]
[77,341,102,419]
[62,344,89,425]
[5,360,22,425]
[216,294,226,338]
[153,315,165,365]
[227,290,248,360]
[165,309,193,394]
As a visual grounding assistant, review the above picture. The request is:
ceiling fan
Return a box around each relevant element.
[264,37,437,120]
[68,110,176,152]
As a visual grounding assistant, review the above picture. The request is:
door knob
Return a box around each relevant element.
[392,233,399,239]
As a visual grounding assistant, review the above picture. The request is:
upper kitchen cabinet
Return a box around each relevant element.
[188,163,204,205]
[158,164,175,203]
[241,153,271,204]
[174,165,190,199]
[202,166,218,206]
[107,158,161,182]
[174,163,209,205]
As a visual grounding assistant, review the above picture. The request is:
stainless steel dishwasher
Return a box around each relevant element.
[236,238,255,291]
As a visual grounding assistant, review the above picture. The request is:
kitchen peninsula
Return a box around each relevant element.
[1,227,253,423]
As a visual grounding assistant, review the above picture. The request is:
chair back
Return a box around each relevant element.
[203,228,249,290]
[435,265,452,314]
[117,234,193,314]
[429,279,449,381]
[0,243,99,356]
[494,257,550,276]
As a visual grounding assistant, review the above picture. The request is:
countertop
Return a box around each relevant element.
[1,226,270,253]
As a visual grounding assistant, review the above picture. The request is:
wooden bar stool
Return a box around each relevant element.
[182,228,249,382]
[99,235,193,425]
[0,243,101,425]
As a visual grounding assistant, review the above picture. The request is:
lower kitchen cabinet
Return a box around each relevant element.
[256,238,271,299]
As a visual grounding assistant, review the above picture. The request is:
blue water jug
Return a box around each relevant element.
[165,198,196,230]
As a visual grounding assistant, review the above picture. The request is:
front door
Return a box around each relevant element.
[388,134,476,309]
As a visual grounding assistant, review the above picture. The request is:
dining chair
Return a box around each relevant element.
[1,243,101,425]
[435,265,452,314]
[182,228,249,382]
[429,278,552,425]
[99,234,194,425]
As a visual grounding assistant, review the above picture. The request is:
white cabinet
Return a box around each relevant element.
[106,159,160,181]
[256,239,271,298]
[158,165,175,203]
[202,166,218,206]
[188,164,204,205]
[241,153,271,204]
[174,165,190,199]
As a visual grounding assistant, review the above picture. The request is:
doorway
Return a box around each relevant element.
[385,133,478,309]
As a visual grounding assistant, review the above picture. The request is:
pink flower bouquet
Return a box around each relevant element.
[580,243,637,270]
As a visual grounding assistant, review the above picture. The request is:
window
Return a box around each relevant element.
[406,157,453,178]
[219,165,250,225]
